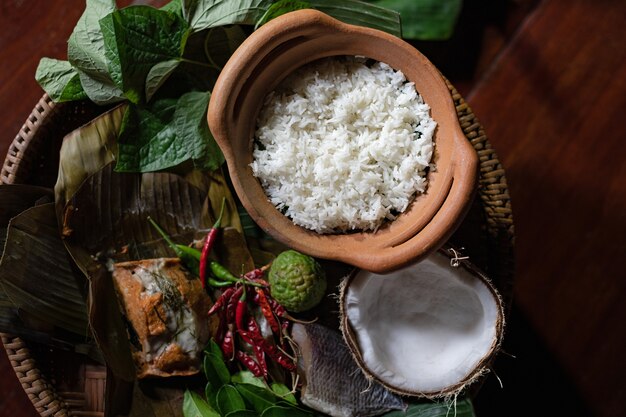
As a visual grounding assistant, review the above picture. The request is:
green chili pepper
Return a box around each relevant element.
[207,277,235,288]
[148,216,201,276]
[209,261,266,288]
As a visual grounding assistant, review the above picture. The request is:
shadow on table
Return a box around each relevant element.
[473,302,593,416]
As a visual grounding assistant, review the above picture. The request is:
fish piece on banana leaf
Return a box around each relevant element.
[111,258,217,378]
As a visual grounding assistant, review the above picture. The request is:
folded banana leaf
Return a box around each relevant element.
[62,163,252,381]
[55,104,126,227]
[61,163,210,380]
[1,184,54,339]
[0,203,89,336]
[0,185,97,355]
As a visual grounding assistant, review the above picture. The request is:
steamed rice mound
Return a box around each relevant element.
[250,56,436,234]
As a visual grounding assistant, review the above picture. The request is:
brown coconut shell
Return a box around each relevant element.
[339,246,505,399]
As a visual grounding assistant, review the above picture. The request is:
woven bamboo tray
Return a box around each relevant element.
[0,81,515,416]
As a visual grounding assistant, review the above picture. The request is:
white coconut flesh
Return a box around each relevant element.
[342,251,503,397]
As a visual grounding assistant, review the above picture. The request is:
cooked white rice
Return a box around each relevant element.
[250,56,436,233]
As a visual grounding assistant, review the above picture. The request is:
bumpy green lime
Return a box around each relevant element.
[268,250,326,312]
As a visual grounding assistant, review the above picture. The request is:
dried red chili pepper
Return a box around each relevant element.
[199,199,226,288]
[226,286,244,323]
[236,350,264,377]
[238,328,268,378]
[254,288,281,334]
[208,287,236,316]
[244,316,296,372]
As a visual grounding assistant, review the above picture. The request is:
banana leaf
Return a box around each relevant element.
[0,184,97,354]
[62,163,254,382]
[0,185,50,338]
[0,203,89,336]
[0,184,53,223]
[55,103,126,227]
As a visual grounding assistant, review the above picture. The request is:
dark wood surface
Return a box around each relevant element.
[1,1,625,416]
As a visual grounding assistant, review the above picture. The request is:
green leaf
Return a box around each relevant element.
[269,383,296,405]
[206,338,225,361]
[183,390,220,417]
[234,383,277,413]
[309,0,401,37]
[217,385,247,415]
[260,405,312,417]
[77,70,126,105]
[368,0,462,40]
[205,382,219,411]
[382,397,476,417]
[184,0,400,37]
[116,92,223,173]
[231,371,267,389]
[146,58,181,102]
[35,58,88,102]
[100,5,190,103]
[184,0,271,31]
[175,91,224,170]
[115,98,181,172]
[204,25,248,70]
[204,352,231,387]
[67,0,125,104]
[161,0,184,16]
[255,0,311,29]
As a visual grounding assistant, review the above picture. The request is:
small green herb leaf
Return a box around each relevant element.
[100,5,190,103]
[67,0,124,104]
[207,338,225,361]
[217,385,247,415]
[204,352,231,387]
[35,58,88,102]
[234,383,277,413]
[231,370,267,388]
[183,390,220,417]
[255,0,311,29]
[269,383,296,405]
[205,382,219,411]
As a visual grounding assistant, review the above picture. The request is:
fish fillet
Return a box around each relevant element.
[292,323,405,417]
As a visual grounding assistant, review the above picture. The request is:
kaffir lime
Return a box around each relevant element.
[268,250,326,312]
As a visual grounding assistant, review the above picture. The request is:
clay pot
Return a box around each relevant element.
[208,9,477,274]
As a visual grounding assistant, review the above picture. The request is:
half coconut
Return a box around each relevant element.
[340,247,504,398]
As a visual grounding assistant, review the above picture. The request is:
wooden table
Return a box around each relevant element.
[2,1,625,416]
